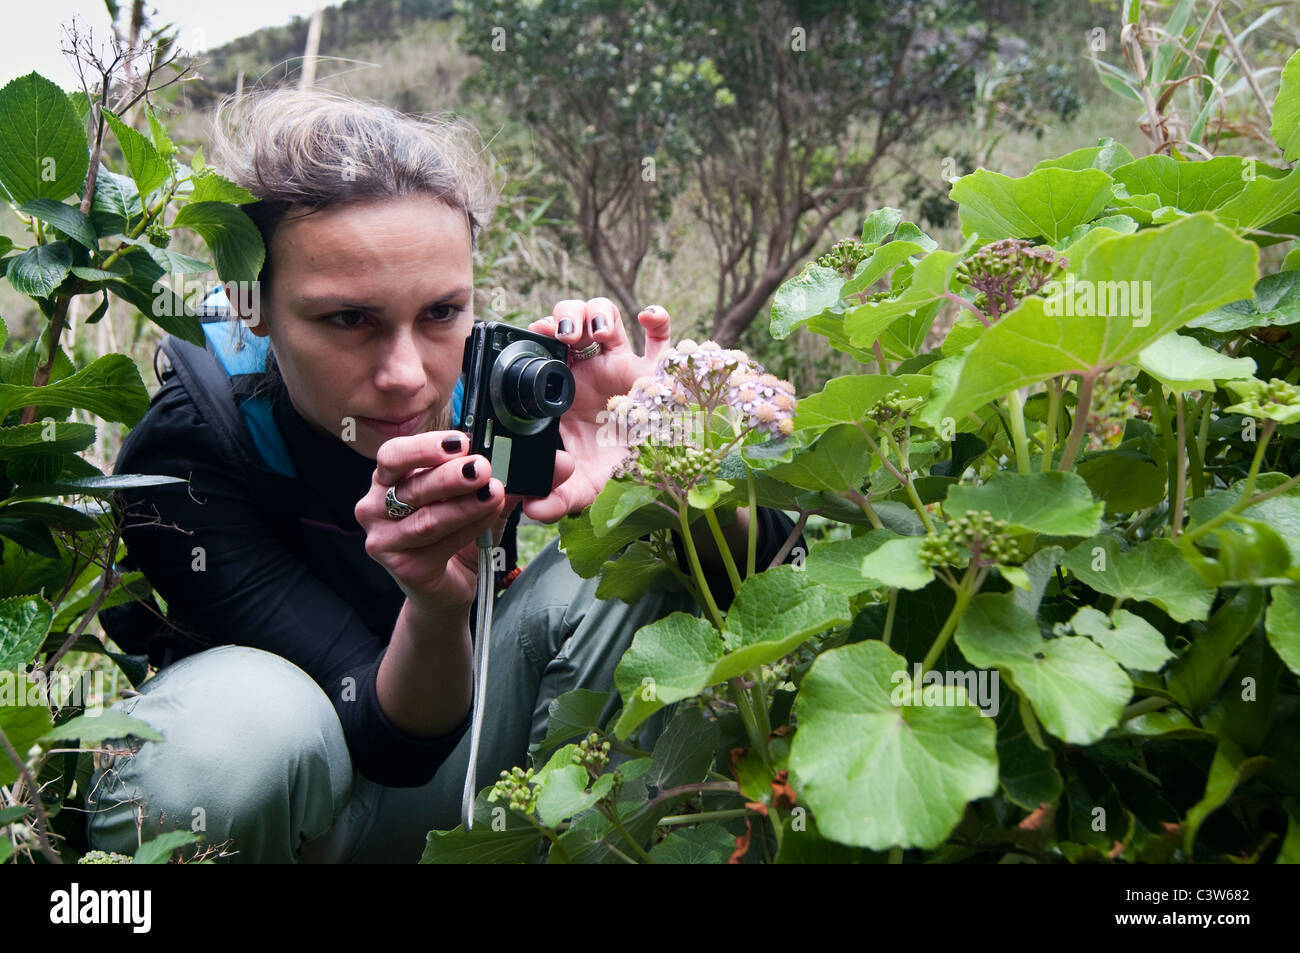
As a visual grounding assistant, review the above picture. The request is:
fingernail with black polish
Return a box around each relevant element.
[477,483,493,501]
[558,318,574,335]
[442,435,463,453]
[462,460,476,480]
[592,314,608,332]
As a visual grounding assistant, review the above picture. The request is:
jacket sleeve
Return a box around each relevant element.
[113,381,467,787]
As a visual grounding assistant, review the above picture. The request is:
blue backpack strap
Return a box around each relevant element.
[452,375,465,428]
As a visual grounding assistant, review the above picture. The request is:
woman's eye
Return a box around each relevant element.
[326,310,367,328]
[427,304,462,323]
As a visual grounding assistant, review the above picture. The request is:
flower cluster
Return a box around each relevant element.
[1225,377,1300,425]
[78,850,134,864]
[918,509,1025,569]
[954,238,1067,320]
[572,732,611,777]
[489,765,538,815]
[816,238,870,278]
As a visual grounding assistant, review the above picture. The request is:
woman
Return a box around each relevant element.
[85,89,798,863]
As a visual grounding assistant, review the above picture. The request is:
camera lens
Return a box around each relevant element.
[502,354,574,420]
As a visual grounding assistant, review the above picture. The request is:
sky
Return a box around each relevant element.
[1,0,334,89]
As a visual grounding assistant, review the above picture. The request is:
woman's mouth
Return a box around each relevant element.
[357,410,427,438]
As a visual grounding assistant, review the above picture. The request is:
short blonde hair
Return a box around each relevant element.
[210,87,501,289]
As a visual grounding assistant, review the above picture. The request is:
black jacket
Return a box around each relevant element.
[102,337,801,787]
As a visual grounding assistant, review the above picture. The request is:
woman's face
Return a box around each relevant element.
[248,193,475,460]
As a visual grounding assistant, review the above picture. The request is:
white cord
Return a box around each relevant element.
[461,528,497,830]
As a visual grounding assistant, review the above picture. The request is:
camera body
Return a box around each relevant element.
[456,321,575,497]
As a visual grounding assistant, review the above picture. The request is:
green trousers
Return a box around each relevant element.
[84,538,694,863]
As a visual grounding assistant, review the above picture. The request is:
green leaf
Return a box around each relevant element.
[2,472,186,501]
[722,566,851,651]
[102,272,206,346]
[0,703,52,787]
[1110,155,1251,212]
[0,73,90,204]
[770,264,844,339]
[803,530,896,596]
[422,821,542,863]
[1069,606,1175,671]
[613,613,724,737]
[1222,378,1300,425]
[1166,587,1266,712]
[534,763,607,827]
[950,167,1114,244]
[764,423,873,493]
[593,541,675,605]
[1266,585,1300,676]
[843,250,965,348]
[791,373,931,437]
[41,709,163,744]
[121,236,211,275]
[859,535,934,590]
[955,594,1131,744]
[1274,49,1300,161]
[1077,449,1167,514]
[1032,138,1135,175]
[788,640,998,849]
[943,471,1103,537]
[588,480,658,536]
[101,108,169,198]
[1212,162,1300,232]
[686,478,732,510]
[145,106,175,160]
[1189,474,1300,566]
[188,169,256,205]
[90,167,141,236]
[997,699,1063,810]
[648,824,735,863]
[860,207,904,246]
[0,353,149,425]
[1192,270,1300,332]
[5,242,72,297]
[933,214,1259,422]
[1182,739,1271,859]
[172,201,265,284]
[535,689,611,757]
[19,199,96,250]
[0,421,96,460]
[1137,333,1257,392]
[134,830,200,864]
[648,706,719,789]
[1062,536,1215,623]
[0,595,53,669]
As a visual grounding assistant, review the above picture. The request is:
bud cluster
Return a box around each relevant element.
[1225,377,1300,425]
[919,509,1025,569]
[869,389,925,426]
[816,238,870,278]
[489,765,538,815]
[572,732,611,776]
[146,220,172,248]
[78,850,134,864]
[954,238,1067,320]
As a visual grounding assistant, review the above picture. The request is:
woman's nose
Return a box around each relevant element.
[373,330,427,394]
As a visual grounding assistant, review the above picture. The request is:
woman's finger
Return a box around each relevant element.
[638,304,671,366]
[372,429,470,487]
[551,299,587,346]
[527,315,558,339]
[584,297,627,354]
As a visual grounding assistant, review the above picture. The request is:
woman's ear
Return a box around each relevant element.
[225,280,268,337]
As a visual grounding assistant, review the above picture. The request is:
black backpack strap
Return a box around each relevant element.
[159,334,259,469]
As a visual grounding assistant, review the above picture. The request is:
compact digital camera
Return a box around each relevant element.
[456,321,575,497]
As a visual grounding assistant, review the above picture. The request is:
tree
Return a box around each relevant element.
[457,0,1079,345]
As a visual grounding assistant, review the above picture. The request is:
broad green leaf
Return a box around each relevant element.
[843,250,964,348]
[997,700,1063,810]
[1189,474,1300,566]
[1056,215,1138,251]
[2,472,186,501]
[593,541,675,605]
[0,353,149,425]
[102,272,206,346]
[1265,586,1300,676]
[770,264,844,339]
[648,706,719,789]
[588,480,659,536]
[558,506,678,577]
[90,167,141,236]
[955,594,1131,744]
[1222,378,1300,425]
[859,535,933,590]
[19,199,97,250]
[789,640,998,849]
[1063,535,1215,622]
[860,207,904,246]
[0,73,90,204]
[42,709,163,744]
[1191,271,1300,332]
[648,824,734,863]
[613,613,724,737]
[943,471,1103,537]
[1180,516,1293,587]
[1212,162,1300,232]
[101,108,170,198]
[1136,333,1256,392]
[1274,48,1300,161]
[172,201,265,284]
[764,423,873,493]
[842,240,926,297]
[1166,587,1266,711]
[1069,606,1175,671]
[791,373,931,437]
[1110,155,1250,212]
[1031,138,1134,175]
[0,595,53,669]
[804,530,896,596]
[933,215,1259,422]
[134,830,199,864]
[1182,739,1270,858]
[188,169,257,205]
[534,763,612,827]
[422,820,542,863]
[0,703,52,787]
[5,242,72,297]
[0,500,101,532]
[0,421,95,460]
[722,566,851,650]
[121,236,212,275]
[1077,449,1167,514]
[686,477,732,510]
[535,689,611,757]
[949,167,1114,244]
[145,106,175,159]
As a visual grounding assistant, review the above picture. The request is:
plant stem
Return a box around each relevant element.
[659,808,755,825]
[1041,380,1062,474]
[1058,373,1097,471]
[601,803,655,863]
[0,725,62,864]
[745,466,758,578]
[1006,388,1032,474]
[870,427,934,533]
[730,678,771,771]
[1182,421,1300,544]
[703,506,743,596]
[1120,695,1170,723]
[1172,392,1188,538]
[1187,393,1210,500]
[882,586,898,647]
[678,499,725,631]
[920,564,983,674]
[845,489,885,530]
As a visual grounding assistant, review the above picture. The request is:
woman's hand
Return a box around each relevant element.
[356,430,575,616]
[515,299,672,522]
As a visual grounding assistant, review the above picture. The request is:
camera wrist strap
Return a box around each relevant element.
[461,528,497,829]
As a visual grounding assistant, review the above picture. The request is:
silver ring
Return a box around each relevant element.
[385,485,419,520]
[568,341,602,361]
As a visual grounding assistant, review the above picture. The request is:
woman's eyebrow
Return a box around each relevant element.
[291,286,474,312]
